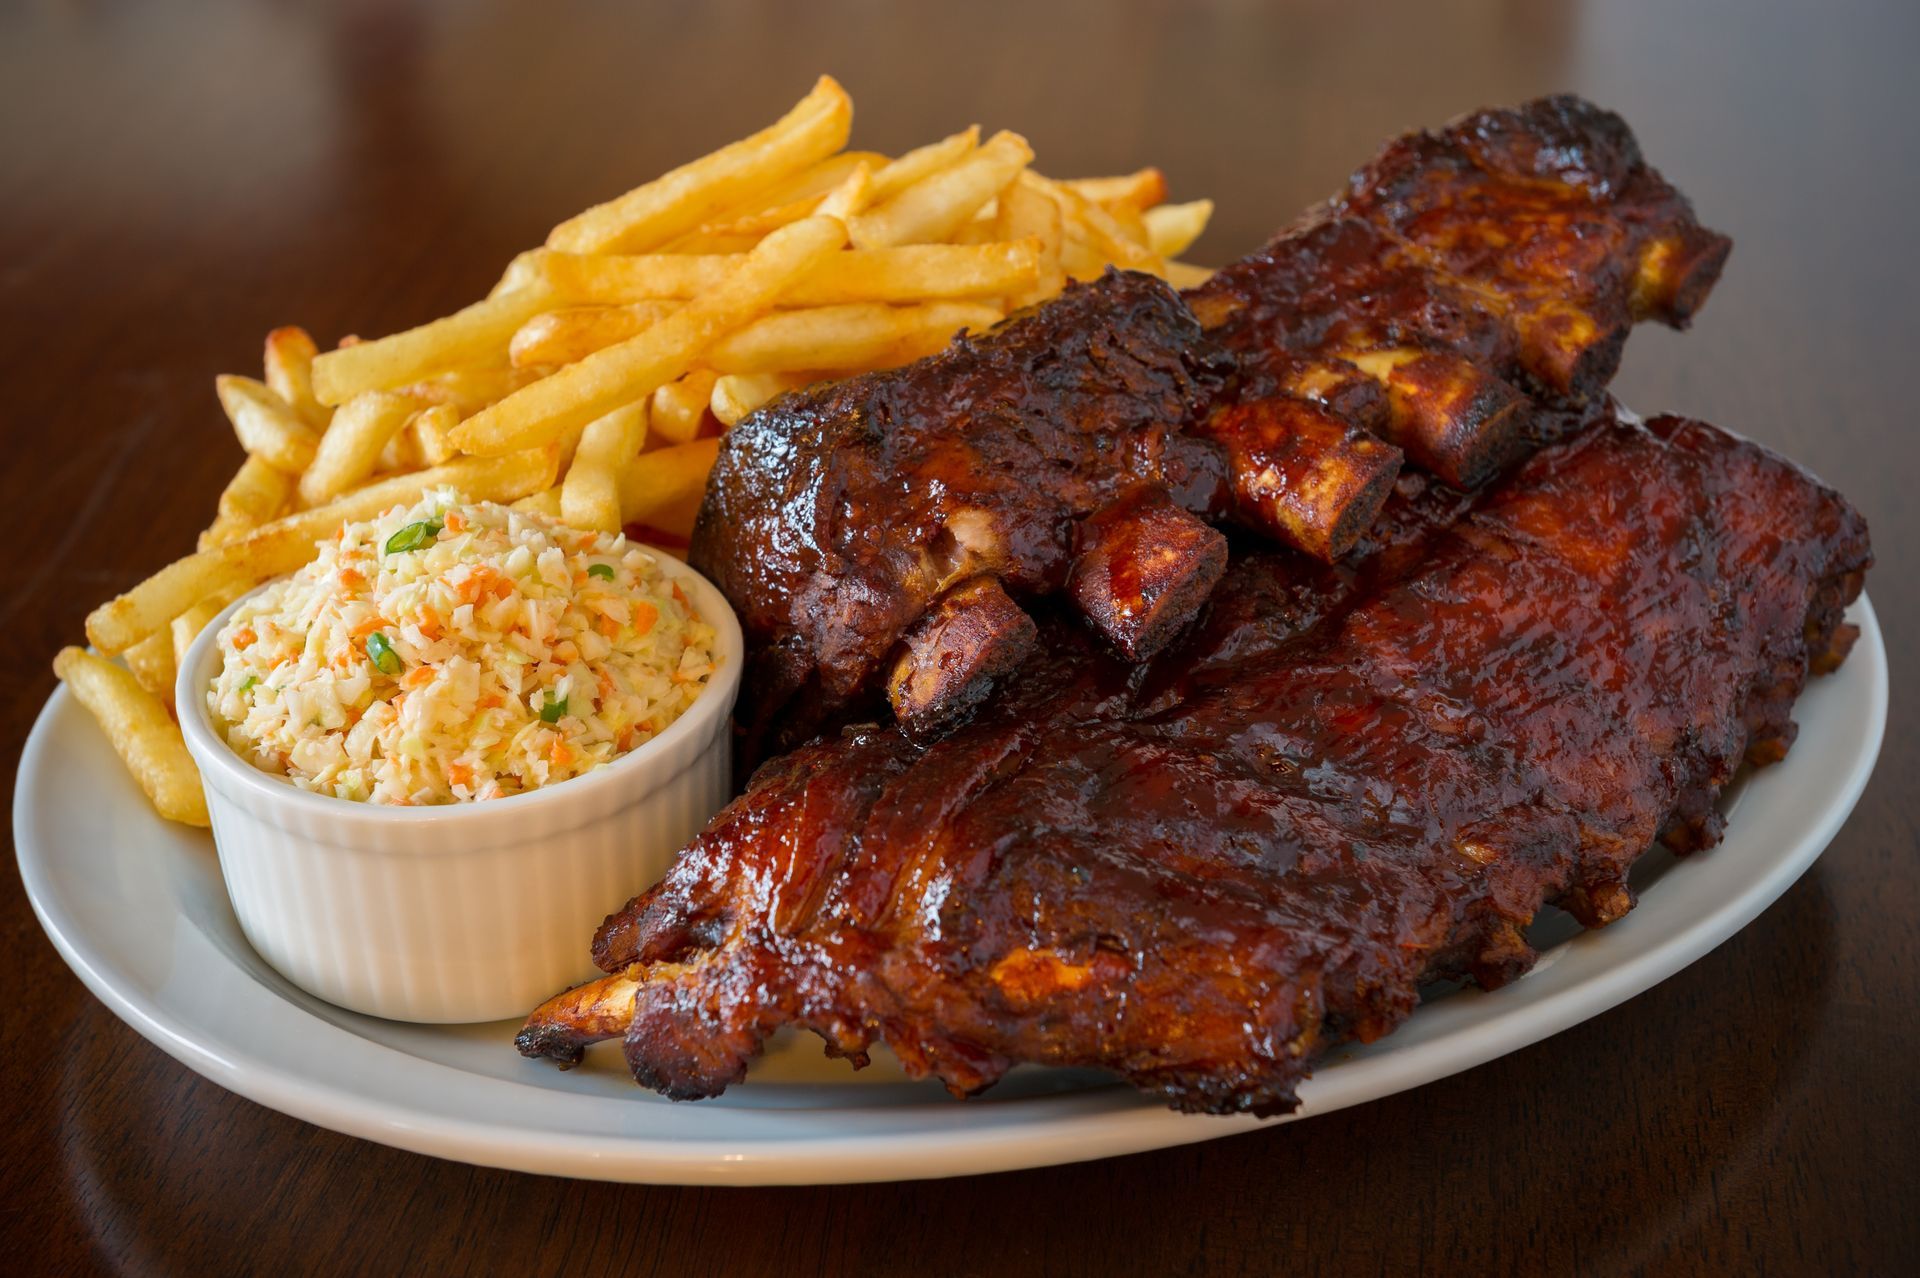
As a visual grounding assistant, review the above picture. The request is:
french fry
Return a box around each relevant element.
[452,216,848,457]
[310,286,557,405]
[671,152,888,249]
[1144,199,1213,259]
[263,327,330,431]
[397,360,546,419]
[123,630,177,708]
[813,159,873,221]
[53,648,208,826]
[1063,168,1169,212]
[199,513,252,551]
[409,403,461,465]
[511,487,564,518]
[215,376,320,473]
[1023,172,1166,277]
[86,449,557,655]
[217,454,294,528]
[993,183,1067,308]
[171,597,227,671]
[710,371,812,427]
[535,241,1039,307]
[378,419,424,473]
[1162,260,1216,289]
[547,76,852,254]
[849,130,1034,248]
[620,437,722,527]
[705,301,1000,374]
[1108,203,1152,249]
[651,370,718,445]
[868,126,980,203]
[561,401,650,533]
[489,249,545,300]
[298,390,416,506]
[509,302,680,369]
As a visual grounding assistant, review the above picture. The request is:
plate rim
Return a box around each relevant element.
[14,597,1888,1185]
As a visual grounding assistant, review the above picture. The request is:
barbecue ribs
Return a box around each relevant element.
[522,410,1870,1113]
[691,96,1730,749]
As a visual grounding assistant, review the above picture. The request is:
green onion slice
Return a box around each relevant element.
[587,563,616,581]
[539,695,568,724]
[384,519,444,555]
[366,632,402,675]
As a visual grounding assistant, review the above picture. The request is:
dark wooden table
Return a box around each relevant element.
[4,2,1914,1273]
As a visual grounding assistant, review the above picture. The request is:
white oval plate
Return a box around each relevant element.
[15,599,1886,1185]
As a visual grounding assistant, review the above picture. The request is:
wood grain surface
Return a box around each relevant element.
[3,2,1914,1274]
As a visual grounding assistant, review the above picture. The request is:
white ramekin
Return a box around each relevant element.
[176,553,742,1024]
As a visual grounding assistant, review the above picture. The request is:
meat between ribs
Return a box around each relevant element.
[521,410,1870,1114]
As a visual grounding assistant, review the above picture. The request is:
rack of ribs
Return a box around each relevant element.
[690,96,1730,751]
[522,409,1870,1114]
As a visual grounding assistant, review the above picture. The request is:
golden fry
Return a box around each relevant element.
[706,301,1000,374]
[537,241,1038,307]
[397,360,545,418]
[453,216,848,456]
[171,597,227,671]
[298,390,415,506]
[1063,168,1168,212]
[215,375,320,473]
[409,403,461,465]
[849,130,1033,248]
[509,302,679,369]
[620,437,722,528]
[1162,260,1216,289]
[650,370,718,445]
[310,287,556,405]
[263,326,330,431]
[511,487,564,518]
[562,401,650,533]
[1024,172,1166,277]
[123,630,177,708]
[992,183,1067,308]
[217,454,294,528]
[53,647,207,826]
[86,449,556,655]
[710,371,812,427]
[868,126,980,203]
[813,160,873,221]
[547,76,852,254]
[1144,199,1214,259]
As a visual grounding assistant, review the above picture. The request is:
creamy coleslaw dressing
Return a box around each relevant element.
[208,488,716,804]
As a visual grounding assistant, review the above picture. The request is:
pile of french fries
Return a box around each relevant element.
[56,75,1215,825]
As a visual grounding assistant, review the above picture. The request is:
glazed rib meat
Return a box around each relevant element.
[1188,94,1730,519]
[521,411,1870,1113]
[692,96,1729,749]
[693,271,1234,749]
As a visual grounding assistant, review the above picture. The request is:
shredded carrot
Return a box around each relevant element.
[404,666,434,689]
[230,626,257,649]
[416,607,443,641]
[595,613,620,638]
[549,739,572,767]
[338,567,366,591]
[443,510,467,533]
[617,727,636,752]
[631,600,658,637]
[351,614,387,638]
[553,640,580,664]
[669,581,689,608]
[446,761,473,787]
[479,692,504,710]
